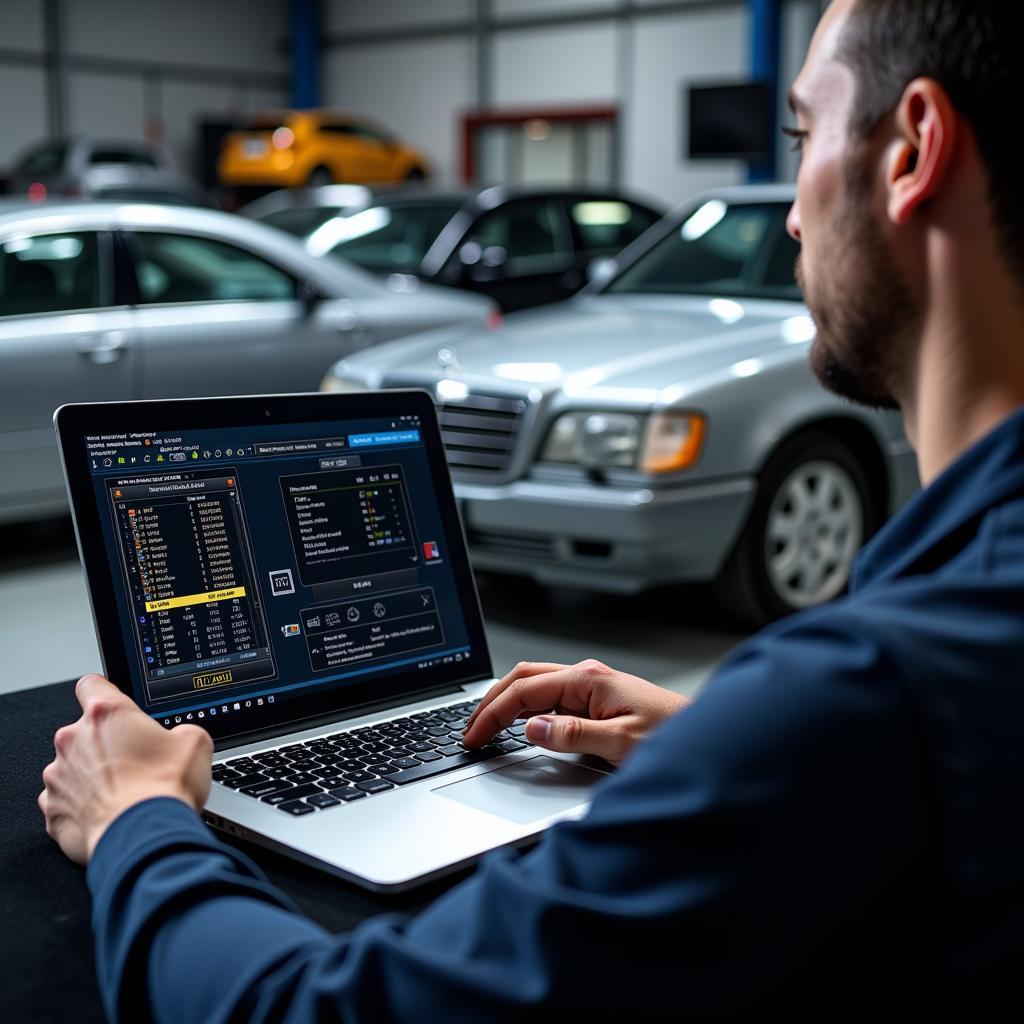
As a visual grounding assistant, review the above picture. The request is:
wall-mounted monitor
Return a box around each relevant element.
[686,82,774,162]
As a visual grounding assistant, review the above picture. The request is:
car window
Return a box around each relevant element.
[18,143,68,176]
[90,148,158,167]
[570,201,661,256]
[761,227,802,291]
[318,123,357,136]
[605,201,800,301]
[468,199,570,275]
[130,232,296,304]
[323,202,461,273]
[262,206,344,238]
[0,232,108,317]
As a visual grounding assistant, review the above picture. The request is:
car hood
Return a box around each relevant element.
[336,294,814,400]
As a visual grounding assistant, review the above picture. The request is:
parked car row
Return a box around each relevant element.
[0,177,918,624]
[321,186,919,624]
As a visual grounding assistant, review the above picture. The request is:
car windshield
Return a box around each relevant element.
[244,116,290,133]
[317,202,462,273]
[604,199,801,301]
[262,206,344,238]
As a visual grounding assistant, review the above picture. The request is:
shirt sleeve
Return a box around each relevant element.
[86,611,931,1023]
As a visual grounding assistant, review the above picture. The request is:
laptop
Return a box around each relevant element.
[55,391,607,891]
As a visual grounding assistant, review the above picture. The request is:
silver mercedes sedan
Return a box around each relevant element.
[322,185,920,624]
[0,201,494,523]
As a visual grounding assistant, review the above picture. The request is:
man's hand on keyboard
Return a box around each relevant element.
[462,660,692,768]
[39,674,213,865]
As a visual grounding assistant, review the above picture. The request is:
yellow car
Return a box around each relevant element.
[218,110,428,191]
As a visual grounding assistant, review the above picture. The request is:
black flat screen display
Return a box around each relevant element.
[687,81,774,161]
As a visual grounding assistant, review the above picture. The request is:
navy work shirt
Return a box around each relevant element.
[85,407,1024,1022]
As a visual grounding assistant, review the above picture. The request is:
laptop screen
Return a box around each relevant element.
[72,396,489,737]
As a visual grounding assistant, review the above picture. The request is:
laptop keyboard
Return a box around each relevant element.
[212,699,529,816]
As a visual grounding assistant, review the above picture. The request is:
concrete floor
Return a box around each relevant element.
[0,517,750,702]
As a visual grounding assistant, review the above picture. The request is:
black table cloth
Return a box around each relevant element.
[1,680,467,1023]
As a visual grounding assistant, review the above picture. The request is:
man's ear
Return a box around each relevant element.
[887,78,957,225]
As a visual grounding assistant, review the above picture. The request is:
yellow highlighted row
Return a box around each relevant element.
[145,586,246,612]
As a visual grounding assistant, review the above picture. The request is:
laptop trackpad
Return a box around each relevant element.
[433,755,603,824]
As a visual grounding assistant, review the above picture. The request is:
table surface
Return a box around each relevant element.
[1,681,469,1023]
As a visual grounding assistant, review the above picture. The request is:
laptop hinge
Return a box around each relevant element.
[212,682,467,753]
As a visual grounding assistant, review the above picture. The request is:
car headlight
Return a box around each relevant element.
[540,411,705,473]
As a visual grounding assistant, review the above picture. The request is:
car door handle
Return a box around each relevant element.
[77,331,130,364]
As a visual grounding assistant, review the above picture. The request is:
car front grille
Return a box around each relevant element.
[382,379,528,475]
[437,392,527,474]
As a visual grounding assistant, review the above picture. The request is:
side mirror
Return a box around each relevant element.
[587,256,618,286]
[299,278,322,315]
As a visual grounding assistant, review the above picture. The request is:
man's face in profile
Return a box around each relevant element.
[787,0,917,412]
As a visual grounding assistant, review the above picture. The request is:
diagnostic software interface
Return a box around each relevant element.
[84,412,475,727]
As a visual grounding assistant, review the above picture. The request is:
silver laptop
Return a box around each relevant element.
[55,391,607,891]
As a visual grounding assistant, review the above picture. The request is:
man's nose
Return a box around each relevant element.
[786,202,802,242]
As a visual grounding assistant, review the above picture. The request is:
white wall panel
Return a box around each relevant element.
[492,23,617,106]
[625,6,748,206]
[0,66,49,166]
[0,0,45,51]
[159,80,236,176]
[326,0,471,34]
[65,0,287,73]
[67,71,146,141]
[324,37,473,185]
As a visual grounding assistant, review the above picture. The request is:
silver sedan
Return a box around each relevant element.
[0,201,494,523]
[322,185,920,625]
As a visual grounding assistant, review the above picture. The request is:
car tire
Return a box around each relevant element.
[308,165,333,187]
[713,432,880,627]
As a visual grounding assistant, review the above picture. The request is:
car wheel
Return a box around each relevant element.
[713,432,879,627]
[308,165,333,187]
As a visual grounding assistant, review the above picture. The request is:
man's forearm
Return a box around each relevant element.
[87,798,338,1023]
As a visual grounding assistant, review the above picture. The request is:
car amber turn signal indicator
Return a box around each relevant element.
[640,412,706,473]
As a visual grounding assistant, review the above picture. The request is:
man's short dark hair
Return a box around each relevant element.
[838,0,1024,279]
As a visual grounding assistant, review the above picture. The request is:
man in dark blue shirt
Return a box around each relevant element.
[39,1,1024,1019]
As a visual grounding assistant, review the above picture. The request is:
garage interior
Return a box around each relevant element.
[1,0,828,695]
[15,0,1024,1019]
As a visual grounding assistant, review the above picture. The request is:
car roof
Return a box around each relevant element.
[683,183,796,205]
[0,200,388,299]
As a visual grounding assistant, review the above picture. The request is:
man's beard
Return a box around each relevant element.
[796,171,917,412]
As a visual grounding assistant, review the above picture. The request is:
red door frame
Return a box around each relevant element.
[461,105,617,184]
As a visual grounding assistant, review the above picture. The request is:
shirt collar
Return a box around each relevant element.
[852,403,1024,590]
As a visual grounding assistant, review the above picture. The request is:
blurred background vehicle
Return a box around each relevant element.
[267,185,664,312]
[218,109,429,203]
[238,184,374,238]
[0,199,494,525]
[322,186,919,625]
[8,137,217,207]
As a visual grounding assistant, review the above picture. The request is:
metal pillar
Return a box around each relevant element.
[747,0,781,182]
[474,0,492,110]
[44,0,68,138]
[290,0,321,109]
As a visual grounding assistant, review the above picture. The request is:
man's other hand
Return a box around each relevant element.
[39,674,213,865]
[462,659,691,767]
